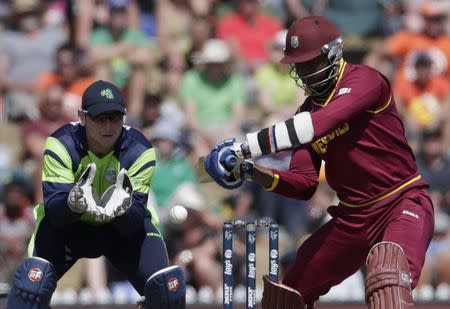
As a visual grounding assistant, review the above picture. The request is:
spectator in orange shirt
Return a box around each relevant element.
[37,42,95,120]
[395,50,450,107]
[365,1,450,80]
[216,0,282,70]
[394,50,450,139]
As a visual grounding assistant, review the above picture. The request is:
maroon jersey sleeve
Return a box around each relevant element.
[270,146,321,200]
[311,66,389,138]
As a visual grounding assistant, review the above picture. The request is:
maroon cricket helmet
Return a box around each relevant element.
[281,16,341,64]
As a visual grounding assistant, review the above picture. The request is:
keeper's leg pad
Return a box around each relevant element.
[365,241,414,309]
[144,265,186,309]
[262,275,306,309]
[6,257,57,309]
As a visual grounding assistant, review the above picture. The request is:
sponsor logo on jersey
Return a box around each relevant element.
[402,210,419,219]
[337,87,352,96]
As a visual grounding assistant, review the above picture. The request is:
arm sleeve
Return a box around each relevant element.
[42,137,80,227]
[270,147,321,200]
[246,68,389,156]
[111,148,157,236]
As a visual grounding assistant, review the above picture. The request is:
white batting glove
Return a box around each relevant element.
[68,164,111,222]
[101,168,133,217]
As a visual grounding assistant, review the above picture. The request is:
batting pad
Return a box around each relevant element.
[7,257,57,309]
[144,265,186,309]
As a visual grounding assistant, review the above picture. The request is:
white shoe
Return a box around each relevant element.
[233,285,246,304]
[186,285,197,304]
[417,284,434,301]
[78,288,94,304]
[435,283,450,300]
[197,286,214,303]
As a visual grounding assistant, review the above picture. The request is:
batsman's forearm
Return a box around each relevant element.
[251,165,275,189]
[251,165,318,199]
[244,112,314,157]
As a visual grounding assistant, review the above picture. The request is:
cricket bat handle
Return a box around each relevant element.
[197,154,239,183]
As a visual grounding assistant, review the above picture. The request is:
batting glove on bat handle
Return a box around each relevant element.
[204,139,244,189]
[223,154,237,170]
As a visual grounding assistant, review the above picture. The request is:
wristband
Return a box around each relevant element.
[265,173,280,192]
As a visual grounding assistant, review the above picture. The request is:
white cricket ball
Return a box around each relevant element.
[169,205,188,224]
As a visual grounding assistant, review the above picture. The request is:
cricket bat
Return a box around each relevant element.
[196,155,243,183]
[197,156,212,183]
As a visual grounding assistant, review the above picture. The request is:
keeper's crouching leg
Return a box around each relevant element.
[365,241,414,308]
[262,275,306,309]
[7,257,57,309]
[138,265,186,309]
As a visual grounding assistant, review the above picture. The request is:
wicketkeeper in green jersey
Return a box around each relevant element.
[6,80,186,309]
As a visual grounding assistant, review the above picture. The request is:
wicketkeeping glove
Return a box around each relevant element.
[101,168,133,217]
[68,163,110,221]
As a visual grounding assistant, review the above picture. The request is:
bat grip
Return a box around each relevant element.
[223,155,237,170]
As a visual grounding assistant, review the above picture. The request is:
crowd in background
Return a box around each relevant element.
[0,0,449,305]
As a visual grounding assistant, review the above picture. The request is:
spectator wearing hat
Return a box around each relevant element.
[180,39,246,157]
[149,119,197,212]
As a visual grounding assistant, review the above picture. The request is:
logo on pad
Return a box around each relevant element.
[28,267,43,282]
[167,278,180,292]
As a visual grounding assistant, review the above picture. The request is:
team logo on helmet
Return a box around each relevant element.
[290,36,299,48]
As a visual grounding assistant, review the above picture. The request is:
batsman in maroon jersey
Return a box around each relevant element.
[204,16,434,309]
